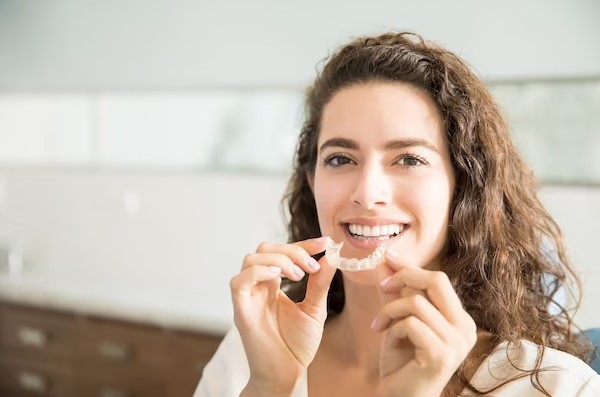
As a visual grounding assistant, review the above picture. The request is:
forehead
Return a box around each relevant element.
[319,82,445,147]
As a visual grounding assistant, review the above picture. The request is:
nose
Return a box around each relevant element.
[349,163,393,209]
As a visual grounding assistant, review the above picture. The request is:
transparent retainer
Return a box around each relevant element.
[325,240,385,271]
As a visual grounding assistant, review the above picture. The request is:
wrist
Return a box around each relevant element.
[241,378,298,397]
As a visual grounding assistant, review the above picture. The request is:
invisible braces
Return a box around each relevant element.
[325,240,386,271]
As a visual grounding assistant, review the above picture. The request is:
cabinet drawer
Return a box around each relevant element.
[76,373,166,397]
[75,317,168,373]
[0,302,225,397]
[0,303,79,360]
[0,355,75,397]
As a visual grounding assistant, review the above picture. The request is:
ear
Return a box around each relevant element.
[306,171,315,193]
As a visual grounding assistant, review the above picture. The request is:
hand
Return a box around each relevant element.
[230,236,336,394]
[371,252,477,397]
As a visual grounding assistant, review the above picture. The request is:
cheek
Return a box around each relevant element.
[313,174,343,229]
[419,174,453,207]
[403,177,453,229]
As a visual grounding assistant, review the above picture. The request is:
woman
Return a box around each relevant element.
[195,32,599,396]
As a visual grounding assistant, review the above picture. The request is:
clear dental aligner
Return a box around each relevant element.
[325,240,386,271]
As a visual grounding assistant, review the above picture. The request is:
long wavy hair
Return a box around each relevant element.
[280,32,593,395]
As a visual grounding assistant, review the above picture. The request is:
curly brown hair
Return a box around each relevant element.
[280,32,593,395]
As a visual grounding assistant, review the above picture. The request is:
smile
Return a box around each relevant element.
[347,223,406,240]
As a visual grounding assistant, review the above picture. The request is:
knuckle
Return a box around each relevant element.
[382,302,396,317]
[466,322,478,346]
[409,294,427,312]
[404,315,419,329]
[242,253,255,265]
[256,241,272,253]
[229,275,241,292]
[434,271,450,285]
[290,244,308,260]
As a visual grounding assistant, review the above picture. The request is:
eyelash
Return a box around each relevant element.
[320,153,354,168]
[395,153,428,167]
[320,153,428,168]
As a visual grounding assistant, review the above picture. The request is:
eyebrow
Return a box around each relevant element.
[318,137,440,154]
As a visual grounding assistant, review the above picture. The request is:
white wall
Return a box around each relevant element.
[1,0,599,90]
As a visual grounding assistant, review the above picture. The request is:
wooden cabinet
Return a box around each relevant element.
[0,302,224,397]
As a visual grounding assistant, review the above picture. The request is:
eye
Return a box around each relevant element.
[322,153,355,168]
[395,153,427,167]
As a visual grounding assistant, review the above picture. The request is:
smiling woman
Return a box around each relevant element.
[194,32,600,397]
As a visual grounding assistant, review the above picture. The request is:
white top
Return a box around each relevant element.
[194,327,600,397]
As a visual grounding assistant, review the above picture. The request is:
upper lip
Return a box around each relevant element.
[342,217,410,226]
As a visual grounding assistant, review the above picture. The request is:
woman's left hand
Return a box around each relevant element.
[371,254,478,397]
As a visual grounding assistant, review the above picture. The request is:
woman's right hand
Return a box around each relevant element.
[230,236,336,395]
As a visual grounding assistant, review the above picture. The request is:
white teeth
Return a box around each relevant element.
[348,223,404,238]
[325,240,386,272]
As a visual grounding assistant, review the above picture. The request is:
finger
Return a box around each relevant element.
[303,254,338,311]
[387,316,444,363]
[379,267,465,325]
[243,252,306,281]
[376,250,421,304]
[291,236,331,255]
[382,249,421,272]
[230,265,282,315]
[251,236,330,274]
[371,295,453,343]
[230,265,282,295]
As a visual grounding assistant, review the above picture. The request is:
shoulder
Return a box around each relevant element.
[468,339,600,396]
[193,327,250,397]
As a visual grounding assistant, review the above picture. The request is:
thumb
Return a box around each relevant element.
[303,254,338,312]
[376,249,424,304]
[376,249,406,304]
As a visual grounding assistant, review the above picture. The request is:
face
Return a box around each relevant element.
[312,82,455,283]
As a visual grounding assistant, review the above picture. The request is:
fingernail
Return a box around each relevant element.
[370,318,378,330]
[307,257,321,271]
[292,265,305,280]
[370,316,390,331]
[380,276,392,288]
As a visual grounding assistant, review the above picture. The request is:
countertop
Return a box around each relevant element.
[0,264,233,335]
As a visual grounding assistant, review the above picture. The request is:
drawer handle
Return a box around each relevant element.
[18,371,47,393]
[98,341,132,361]
[99,388,129,397]
[18,326,48,348]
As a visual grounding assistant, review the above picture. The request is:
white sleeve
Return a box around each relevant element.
[577,374,600,397]
[193,327,250,397]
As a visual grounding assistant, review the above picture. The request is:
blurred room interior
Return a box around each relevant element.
[0,0,599,395]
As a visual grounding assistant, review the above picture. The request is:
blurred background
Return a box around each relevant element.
[0,0,599,395]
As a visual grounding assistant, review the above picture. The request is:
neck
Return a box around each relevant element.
[324,275,404,378]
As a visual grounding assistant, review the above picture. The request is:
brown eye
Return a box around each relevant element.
[324,154,354,168]
[402,157,419,166]
[396,154,427,167]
